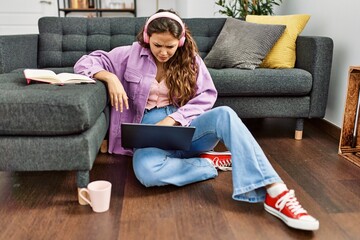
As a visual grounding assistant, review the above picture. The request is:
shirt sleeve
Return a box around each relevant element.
[169,55,218,126]
[73,45,132,78]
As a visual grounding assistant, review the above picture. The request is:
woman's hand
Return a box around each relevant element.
[156,116,179,126]
[107,77,129,112]
[94,70,129,112]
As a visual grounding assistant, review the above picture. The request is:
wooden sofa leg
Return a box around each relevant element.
[100,139,108,153]
[295,118,304,140]
[295,130,303,140]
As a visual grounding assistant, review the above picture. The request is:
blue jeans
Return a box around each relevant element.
[133,106,283,203]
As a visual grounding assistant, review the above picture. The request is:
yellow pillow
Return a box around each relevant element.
[246,14,310,68]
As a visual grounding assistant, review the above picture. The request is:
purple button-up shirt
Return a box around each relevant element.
[74,42,217,155]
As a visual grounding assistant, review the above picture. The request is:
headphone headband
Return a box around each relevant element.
[143,12,186,47]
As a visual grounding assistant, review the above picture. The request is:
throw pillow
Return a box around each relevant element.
[246,14,310,68]
[204,18,286,70]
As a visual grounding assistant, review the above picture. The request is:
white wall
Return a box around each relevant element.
[0,0,58,34]
[174,0,221,18]
[137,0,175,17]
[137,0,221,18]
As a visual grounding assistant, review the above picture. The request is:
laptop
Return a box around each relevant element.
[121,123,196,150]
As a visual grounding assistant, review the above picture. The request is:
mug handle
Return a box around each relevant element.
[79,188,92,206]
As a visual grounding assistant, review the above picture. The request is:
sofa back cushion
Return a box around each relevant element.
[183,18,226,58]
[38,17,144,68]
[38,17,226,68]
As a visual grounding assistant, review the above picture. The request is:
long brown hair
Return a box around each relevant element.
[137,9,199,107]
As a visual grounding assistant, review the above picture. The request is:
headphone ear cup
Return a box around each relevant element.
[178,36,185,47]
[143,31,149,44]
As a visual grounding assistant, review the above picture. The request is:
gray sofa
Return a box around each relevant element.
[0,17,333,196]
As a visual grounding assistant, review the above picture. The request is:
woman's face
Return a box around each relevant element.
[149,31,179,64]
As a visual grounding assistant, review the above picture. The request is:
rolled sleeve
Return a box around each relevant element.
[74,46,132,78]
[169,111,190,126]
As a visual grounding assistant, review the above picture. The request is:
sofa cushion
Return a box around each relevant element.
[246,14,310,69]
[0,69,108,135]
[204,18,285,70]
[209,68,312,96]
[0,111,108,171]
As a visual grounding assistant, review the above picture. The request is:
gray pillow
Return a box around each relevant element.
[204,18,286,70]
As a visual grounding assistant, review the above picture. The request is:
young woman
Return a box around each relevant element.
[74,9,319,231]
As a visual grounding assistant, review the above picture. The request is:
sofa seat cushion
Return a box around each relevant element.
[0,71,108,136]
[209,68,312,96]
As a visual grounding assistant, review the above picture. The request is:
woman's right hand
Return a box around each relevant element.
[94,70,129,112]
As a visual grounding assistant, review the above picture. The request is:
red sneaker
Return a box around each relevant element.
[264,189,319,231]
[200,151,232,171]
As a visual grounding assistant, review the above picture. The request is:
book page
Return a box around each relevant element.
[24,69,59,82]
[56,73,95,83]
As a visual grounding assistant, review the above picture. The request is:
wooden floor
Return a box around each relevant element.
[1,118,360,240]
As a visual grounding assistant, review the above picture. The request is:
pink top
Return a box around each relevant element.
[146,78,170,110]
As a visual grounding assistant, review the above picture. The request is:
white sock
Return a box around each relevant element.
[267,183,288,197]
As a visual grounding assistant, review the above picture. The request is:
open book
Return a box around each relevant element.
[24,69,96,85]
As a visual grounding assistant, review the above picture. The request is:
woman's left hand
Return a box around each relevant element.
[156,116,178,126]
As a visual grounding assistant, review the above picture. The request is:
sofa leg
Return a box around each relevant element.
[77,170,90,205]
[295,118,304,140]
[100,139,108,153]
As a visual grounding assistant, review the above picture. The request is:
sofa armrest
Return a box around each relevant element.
[0,34,38,74]
[295,36,334,118]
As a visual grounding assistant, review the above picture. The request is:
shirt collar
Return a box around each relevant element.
[139,45,152,57]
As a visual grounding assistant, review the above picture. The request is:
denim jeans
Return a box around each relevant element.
[133,106,283,203]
